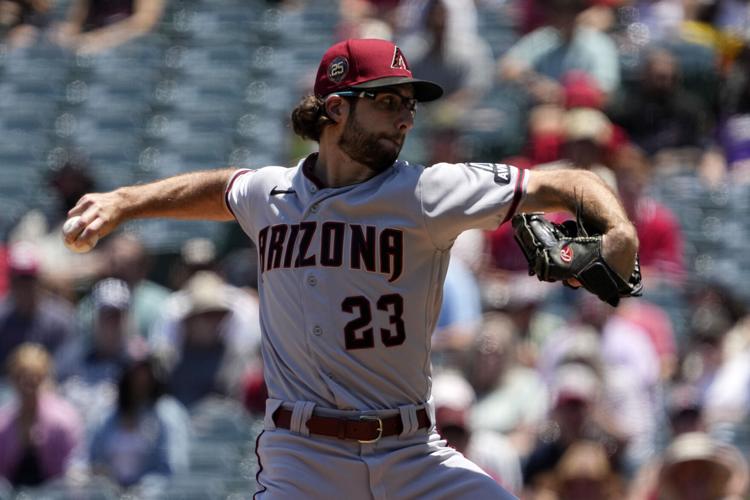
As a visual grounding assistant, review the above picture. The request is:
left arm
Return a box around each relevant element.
[518,168,638,280]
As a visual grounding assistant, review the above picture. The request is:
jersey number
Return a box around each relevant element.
[341,294,406,349]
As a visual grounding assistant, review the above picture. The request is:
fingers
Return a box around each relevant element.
[79,217,105,243]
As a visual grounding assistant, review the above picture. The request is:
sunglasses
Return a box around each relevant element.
[336,89,418,115]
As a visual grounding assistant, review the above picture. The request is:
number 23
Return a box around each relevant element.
[341,294,406,349]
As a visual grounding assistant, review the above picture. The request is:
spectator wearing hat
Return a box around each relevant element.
[652,432,749,500]
[56,278,148,440]
[546,440,624,500]
[76,233,170,340]
[432,369,523,495]
[149,271,261,408]
[523,362,625,493]
[57,278,145,384]
[0,343,83,488]
[0,242,75,376]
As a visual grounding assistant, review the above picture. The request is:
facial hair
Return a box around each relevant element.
[338,108,402,174]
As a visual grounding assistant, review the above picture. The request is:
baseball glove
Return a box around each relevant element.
[511,212,643,307]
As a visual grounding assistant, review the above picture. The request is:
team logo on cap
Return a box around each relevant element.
[391,47,408,70]
[328,56,349,83]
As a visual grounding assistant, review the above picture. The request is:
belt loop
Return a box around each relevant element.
[398,404,419,439]
[264,399,284,430]
[291,401,316,436]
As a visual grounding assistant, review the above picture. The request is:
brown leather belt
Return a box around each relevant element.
[273,407,430,443]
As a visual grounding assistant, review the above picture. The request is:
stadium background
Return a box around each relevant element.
[0,0,749,498]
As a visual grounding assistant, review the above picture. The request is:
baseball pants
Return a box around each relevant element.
[254,399,517,499]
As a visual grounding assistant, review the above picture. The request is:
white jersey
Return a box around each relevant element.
[225,154,528,410]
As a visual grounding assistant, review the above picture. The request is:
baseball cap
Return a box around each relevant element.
[7,241,41,276]
[92,278,131,311]
[314,38,443,102]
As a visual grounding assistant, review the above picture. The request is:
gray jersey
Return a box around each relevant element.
[226,154,528,410]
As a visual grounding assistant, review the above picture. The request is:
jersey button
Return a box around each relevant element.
[311,203,319,213]
[306,275,317,287]
[310,185,317,193]
[312,325,323,336]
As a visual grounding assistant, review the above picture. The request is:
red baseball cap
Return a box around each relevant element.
[314,38,443,102]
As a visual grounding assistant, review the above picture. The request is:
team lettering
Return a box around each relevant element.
[258,222,404,282]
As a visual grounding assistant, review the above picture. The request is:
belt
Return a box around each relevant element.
[273,407,430,443]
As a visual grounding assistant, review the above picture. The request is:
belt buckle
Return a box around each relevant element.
[357,415,383,444]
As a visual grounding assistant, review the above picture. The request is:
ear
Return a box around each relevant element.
[325,95,348,123]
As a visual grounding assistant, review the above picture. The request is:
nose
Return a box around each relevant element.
[395,108,415,132]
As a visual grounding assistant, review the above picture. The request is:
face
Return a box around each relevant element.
[337,87,415,173]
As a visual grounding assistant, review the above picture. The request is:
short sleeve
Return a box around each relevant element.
[419,162,529,249]
[225,168,258,234]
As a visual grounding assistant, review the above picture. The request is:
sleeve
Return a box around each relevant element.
[224,168,259,237]
[419,162,529,249]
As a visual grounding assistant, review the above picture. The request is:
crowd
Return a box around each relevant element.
[1,0,749,498]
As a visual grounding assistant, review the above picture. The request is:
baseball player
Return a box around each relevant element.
[63,38,638,499]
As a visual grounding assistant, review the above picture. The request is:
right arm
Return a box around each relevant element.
[65,168,236,248]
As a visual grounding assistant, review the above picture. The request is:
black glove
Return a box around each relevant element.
[511,212,643,307]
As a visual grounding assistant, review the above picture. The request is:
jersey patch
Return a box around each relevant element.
[466,163,512,185]
[328,56,349,83]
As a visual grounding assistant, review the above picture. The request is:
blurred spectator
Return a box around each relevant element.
[0,343,83,488]
[0,0,52,48]
[468,312,548,454]
[611,143,686,285]
[167,237,218,291]
[0,241,74,376]
[56,278,145,386]
[53,0,165,54]
[681,282,745,396]
[559,107,618,187]
[717,43,750,182]
[77,233,169,339]
[607,46,712,156]
[89,357,188,488]
[150,271,261,408]
[499,0,621,104]
[654,432,748,500]
[432,369,523,495]
[522,362,623,493]
[10,155,107,296]
[398,0,494,127]
[432,257,483,361]
[665,384,705,436]
[396,0,477,43]
[546,440,624,500]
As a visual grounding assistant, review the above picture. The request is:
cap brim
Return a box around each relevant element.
[350,76,444,102]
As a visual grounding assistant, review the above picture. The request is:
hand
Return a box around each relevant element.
[601,225,638,280]
[64,191,126,249]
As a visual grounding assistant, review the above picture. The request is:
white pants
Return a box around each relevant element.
[254,400,517,500]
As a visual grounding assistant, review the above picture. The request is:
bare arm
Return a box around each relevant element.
[65,168,235,248]
[75,0,165,54]
[519,168,638,279]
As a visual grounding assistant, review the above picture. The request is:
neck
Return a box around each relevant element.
[314,144,379,188]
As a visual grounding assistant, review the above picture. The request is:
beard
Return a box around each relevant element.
[338,109,402,174]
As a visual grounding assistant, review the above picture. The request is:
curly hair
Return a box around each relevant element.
[290,94,334,142]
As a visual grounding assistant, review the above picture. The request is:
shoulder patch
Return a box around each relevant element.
[466,163,511,185]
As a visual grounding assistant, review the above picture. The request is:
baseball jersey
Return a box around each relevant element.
[226,154,528,410]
